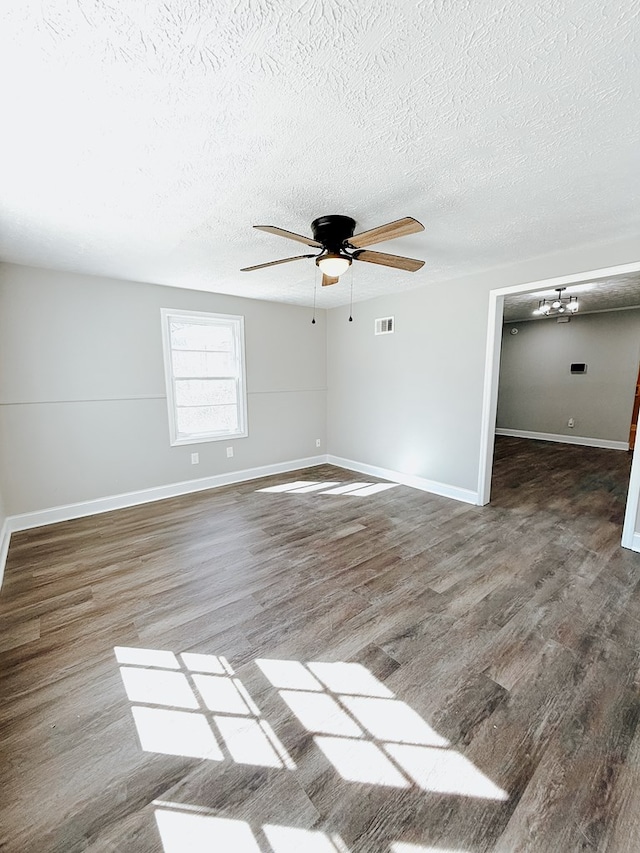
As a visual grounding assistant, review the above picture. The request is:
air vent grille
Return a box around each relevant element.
[375,316,394,335]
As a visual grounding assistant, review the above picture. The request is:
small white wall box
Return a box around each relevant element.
[571,363,587,374]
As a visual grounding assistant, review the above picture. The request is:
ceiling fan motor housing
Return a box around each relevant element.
[311,215,356,253]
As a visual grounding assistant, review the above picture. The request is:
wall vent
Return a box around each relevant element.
[375,316,394,335]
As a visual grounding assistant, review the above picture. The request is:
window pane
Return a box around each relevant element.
[175,380,236,407]
[172,350,235,378]
[176,405,239,436]
[163,311,246,444]
[170,321,233,352]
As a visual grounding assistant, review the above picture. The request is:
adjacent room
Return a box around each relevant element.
[1,2,640,852]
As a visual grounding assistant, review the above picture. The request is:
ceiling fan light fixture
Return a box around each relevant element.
[316,253,352,277]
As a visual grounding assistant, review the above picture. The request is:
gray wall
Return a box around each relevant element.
[327,281,487,491]
[327,235,640,496]
[0,263,326,516]
[1,233,638,520]
[497,310,640,442]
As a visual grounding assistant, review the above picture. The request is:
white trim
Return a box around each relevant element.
[0,520,11,589]
[622,438,640,549]
[327,455,479,505]
[478,259,640,548]
[5,456,327,534]
[478,293,505,505]
[495,428,629,451]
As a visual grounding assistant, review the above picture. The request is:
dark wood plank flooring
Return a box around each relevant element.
[2,436,640,852]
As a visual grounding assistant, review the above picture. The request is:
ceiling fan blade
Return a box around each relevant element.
[353,249,424,272]
[254,225,322,248]
[241,254,316,272]
[349,216,424,248]
[322,274,339,287]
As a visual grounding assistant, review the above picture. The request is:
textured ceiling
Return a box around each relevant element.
[503,273,640,322]
[0,1,638,308]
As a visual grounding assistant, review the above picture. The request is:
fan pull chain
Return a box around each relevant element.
[348,263,354,322]
[311,268,317,325]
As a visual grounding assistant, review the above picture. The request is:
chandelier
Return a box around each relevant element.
[533,286,579,317]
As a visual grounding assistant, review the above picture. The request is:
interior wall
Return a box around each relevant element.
[497,309,640,443]
[327,280,487,492]
[327,235,640,499]
[0,263,327,516]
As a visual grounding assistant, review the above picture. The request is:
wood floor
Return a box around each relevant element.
[2,436,640,852]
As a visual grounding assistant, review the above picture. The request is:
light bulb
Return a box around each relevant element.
[558,306,565,313]
[568,299,579,312]
[317,254,352,277]
[552,300,561,309]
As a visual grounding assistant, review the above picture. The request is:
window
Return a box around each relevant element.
[161,309,247,445]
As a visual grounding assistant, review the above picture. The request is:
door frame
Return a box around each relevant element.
[477,260,640,550]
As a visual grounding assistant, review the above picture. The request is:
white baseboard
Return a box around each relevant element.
[6,455,328,534]
[326,455,479,505]
[0,520,11,589]
[495,428,629,452]
[0,452,476,584]
[629,533,640,553]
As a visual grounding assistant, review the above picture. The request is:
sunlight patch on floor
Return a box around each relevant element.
[114,646,180,669]
[180,652,227,674]
[154,802,470,853]
[339,696,449,746]
[154,806,350,853]
[116,649,295,769]
[385,744,508,800]
[155,809,261,852]
[214,715,284,768]
[132,706,223,760]
[256,481,319,493]
[279,690,364,737]
[319,483,375,494]
[255,658,324,691]
[287,482,342,493]
[344,483,399,496]
[256,480,399,497]
[307,661,394,697]
[192,673,252,715]
[116,648,507,800]
[315,735,411,788]
[257,658,507,799]
[119,666,199,709]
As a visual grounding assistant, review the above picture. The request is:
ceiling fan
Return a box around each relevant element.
[241,215,425,286]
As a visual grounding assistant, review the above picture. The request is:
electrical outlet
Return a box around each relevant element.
[226,446,234,458]
[316,439,321,448]
[191,452,199,464]
[568,418,575,428]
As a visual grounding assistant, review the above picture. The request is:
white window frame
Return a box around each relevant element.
[161,308,248,446]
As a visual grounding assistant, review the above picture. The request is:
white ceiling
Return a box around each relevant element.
[0,1,638,309]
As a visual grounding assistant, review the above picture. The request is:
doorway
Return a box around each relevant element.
[478,260,640,550]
